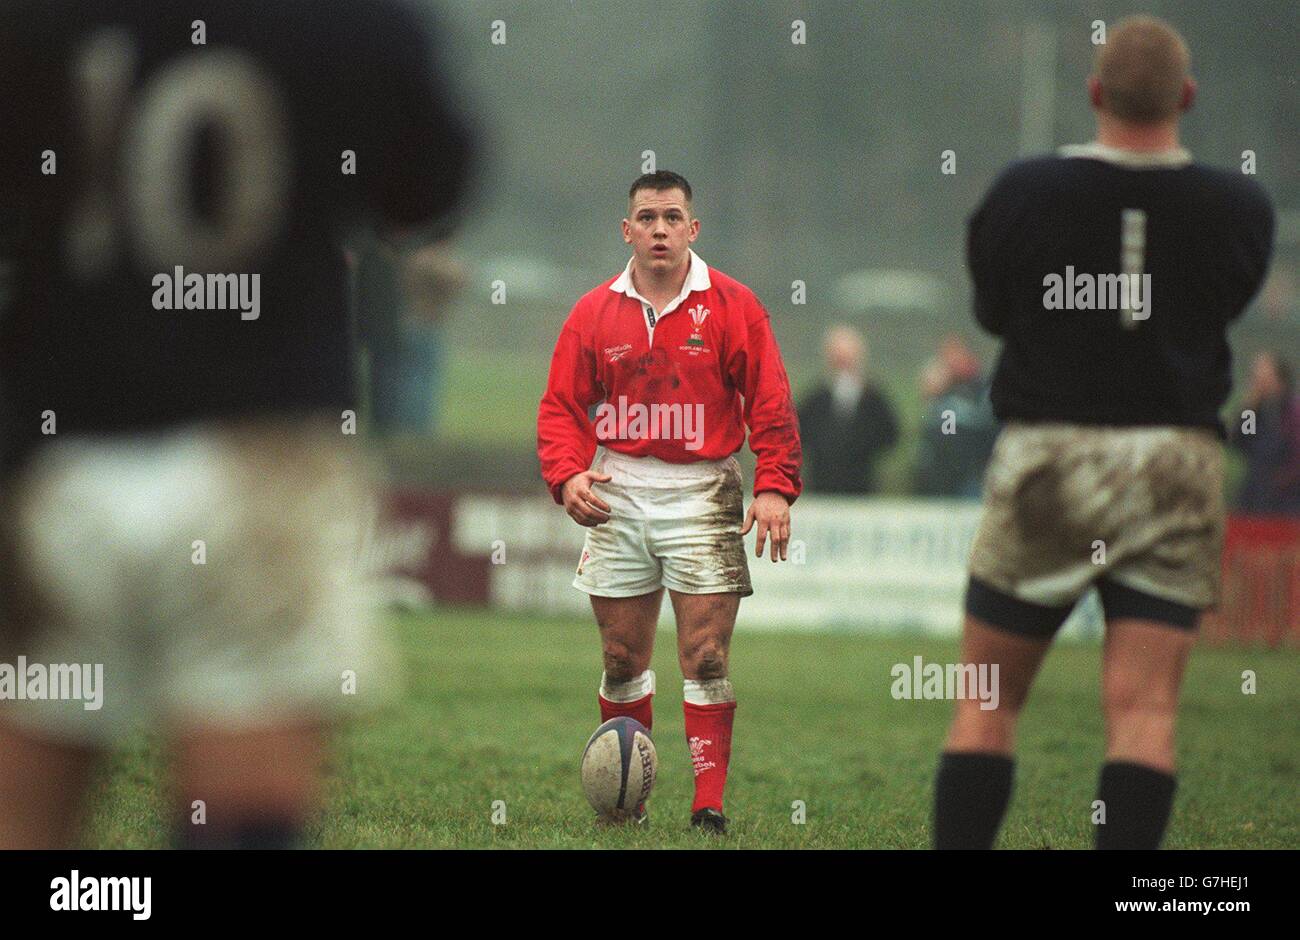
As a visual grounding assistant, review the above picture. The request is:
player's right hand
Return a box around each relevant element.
[561,471,613,526]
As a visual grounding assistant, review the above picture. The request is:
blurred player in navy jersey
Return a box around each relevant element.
[0,0,472,848]
[933,16,1274,850]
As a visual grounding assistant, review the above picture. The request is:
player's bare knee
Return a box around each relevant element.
[601,645,640,681]
[1103,674,1176,723]
[1104,697,1176,738]
[683,642,728,679]
[696,653,727,679]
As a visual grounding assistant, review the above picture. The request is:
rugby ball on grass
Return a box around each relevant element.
[581,717,656,820]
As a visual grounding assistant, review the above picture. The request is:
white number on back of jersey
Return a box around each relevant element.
[1119,208,1146,330]
[66,30,289,278]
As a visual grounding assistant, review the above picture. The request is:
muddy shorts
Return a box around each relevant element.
[967,422,1225,635]
[572,448,752,598]
[0,418,394,745]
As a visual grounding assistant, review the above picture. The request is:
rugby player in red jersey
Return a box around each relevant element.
[538,171,802,833]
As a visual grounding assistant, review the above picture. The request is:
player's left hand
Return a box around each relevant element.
[741,491,791,563]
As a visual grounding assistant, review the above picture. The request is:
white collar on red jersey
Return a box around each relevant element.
[610,248,712,318]
[1058,141,1192,169]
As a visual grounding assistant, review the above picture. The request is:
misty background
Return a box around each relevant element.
[393,0,1298,492]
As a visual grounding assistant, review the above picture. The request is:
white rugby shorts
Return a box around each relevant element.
[0,418,395,745]
[572,448,752,598]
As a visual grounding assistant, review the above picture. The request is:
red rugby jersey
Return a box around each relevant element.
[538,251,802,504]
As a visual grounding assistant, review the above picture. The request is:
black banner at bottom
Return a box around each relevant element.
[0,848,1284,926]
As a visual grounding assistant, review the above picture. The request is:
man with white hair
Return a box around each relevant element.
[796,324,899,494]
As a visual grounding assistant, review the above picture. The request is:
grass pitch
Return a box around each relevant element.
[84,607,1298,849]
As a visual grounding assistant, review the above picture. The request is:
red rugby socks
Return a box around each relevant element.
[598,669,655,732]
[683,678,736,813]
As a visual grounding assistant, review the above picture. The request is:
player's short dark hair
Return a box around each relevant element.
[628,170,692,206]
[1094,15,1190,123]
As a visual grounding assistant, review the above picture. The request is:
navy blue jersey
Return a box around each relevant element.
[0,0,472,474]
[968,146,1274,431]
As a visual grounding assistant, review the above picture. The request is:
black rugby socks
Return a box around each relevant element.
[933,751,1015,849]
[1094,761,1177,850]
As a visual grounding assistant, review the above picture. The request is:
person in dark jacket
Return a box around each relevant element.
[915,334,999,498]
[1229,351,1300,515]
[797,325,899,494]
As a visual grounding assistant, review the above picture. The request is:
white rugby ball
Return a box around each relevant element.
[581,717,657,820]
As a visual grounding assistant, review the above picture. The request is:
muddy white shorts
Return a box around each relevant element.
[967,422,1224,634]
[572,448,752,598]
[0,418,395,746]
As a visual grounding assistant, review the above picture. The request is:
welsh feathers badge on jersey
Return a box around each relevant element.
[683,303,710,354]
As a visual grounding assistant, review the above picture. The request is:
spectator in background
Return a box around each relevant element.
[353,235,466,436]
[402,239,468,428]
[1229,351,1300,515]
[797,325,899,494]
[915,334,999,498]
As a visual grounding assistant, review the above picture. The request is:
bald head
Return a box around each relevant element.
[823,325,865,375]
[1093,16,1192,123]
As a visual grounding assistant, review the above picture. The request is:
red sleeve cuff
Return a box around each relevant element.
[545,462,586,504]
[753,476,800,505]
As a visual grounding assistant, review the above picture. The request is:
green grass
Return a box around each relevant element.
[81,608,1298,849]
[438,348,546,448]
